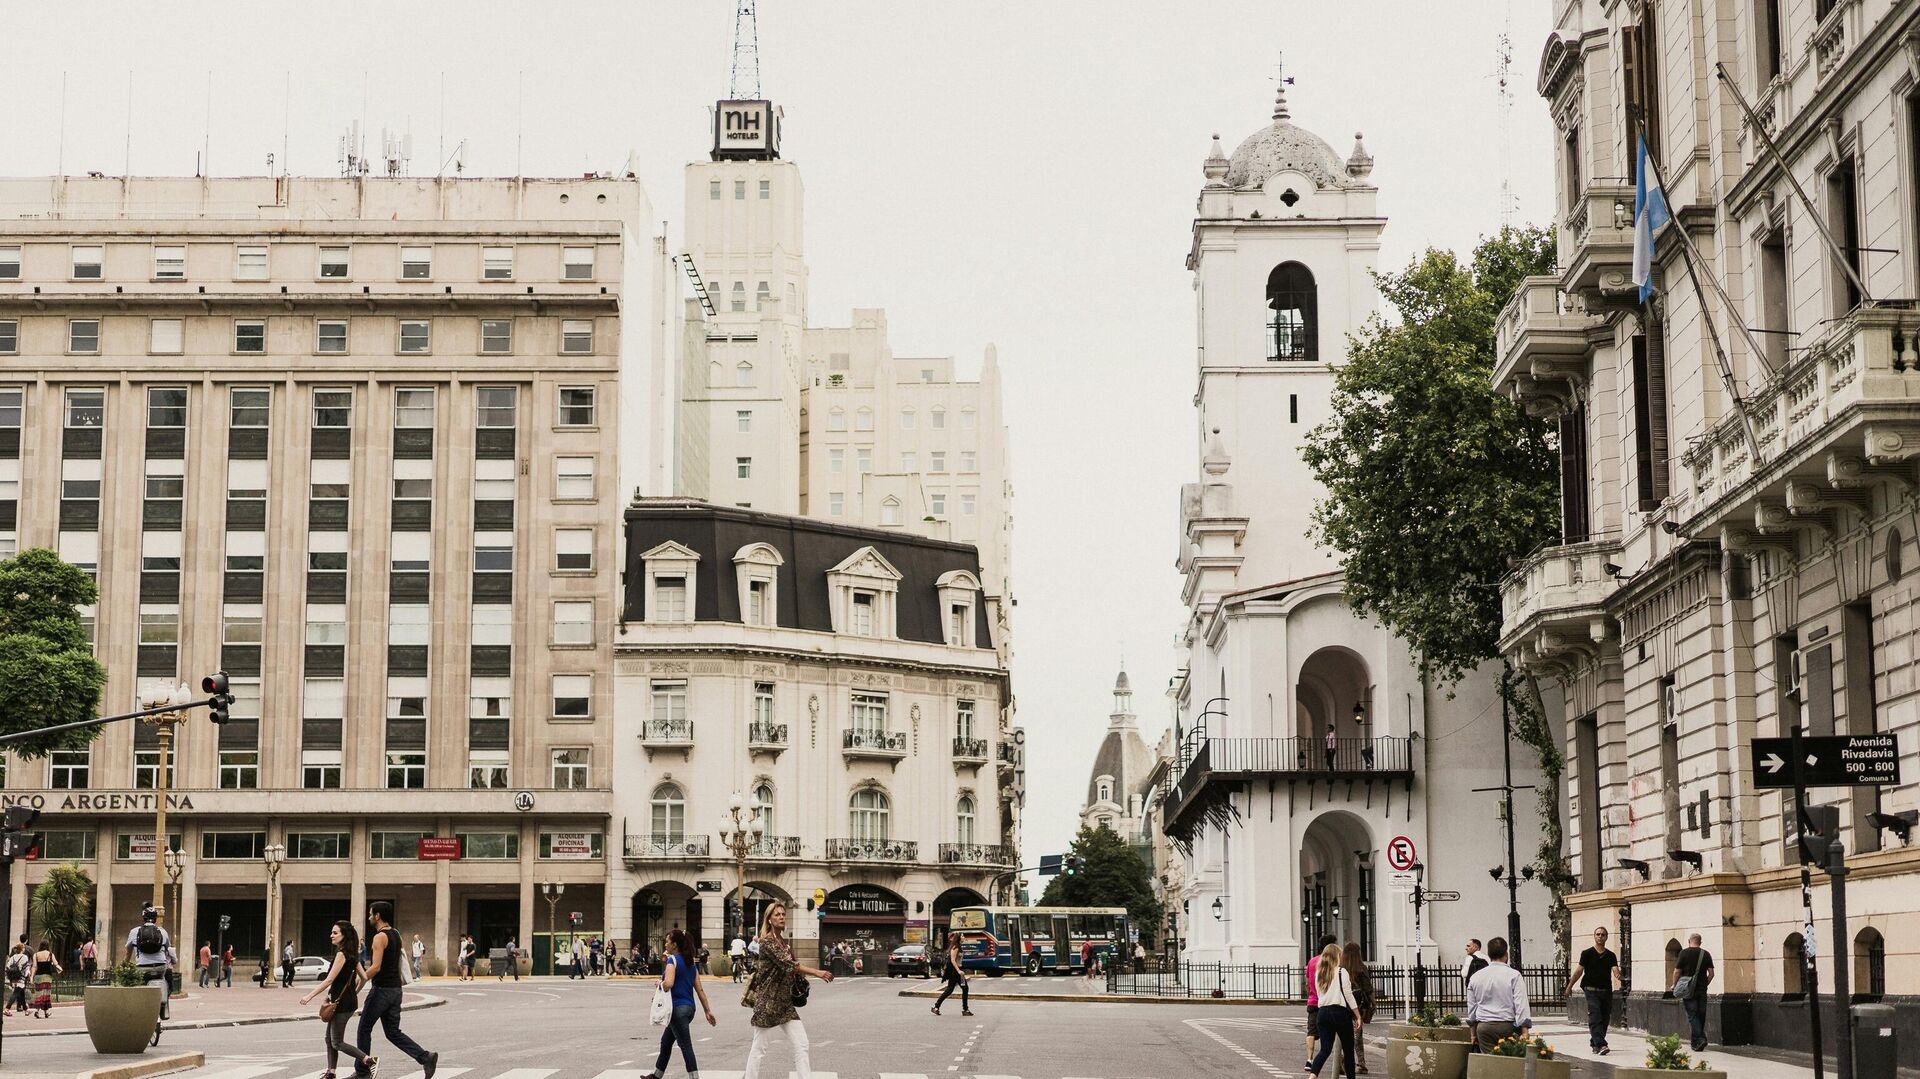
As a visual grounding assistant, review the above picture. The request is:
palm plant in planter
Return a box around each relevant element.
[84,959,164,1054]
[1611,1034,1725,1078]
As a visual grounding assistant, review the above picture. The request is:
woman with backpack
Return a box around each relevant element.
[640,929,714,1079]
[5,943,29,1014]
[300,920,374,1079]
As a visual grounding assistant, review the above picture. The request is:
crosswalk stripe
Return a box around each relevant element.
[376,1067,472,1079]
[192,1067,294,1079]
[488,1070,555,1079]
[585,1071,652,1079]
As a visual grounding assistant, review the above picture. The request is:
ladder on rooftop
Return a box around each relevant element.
[676,254,718,318]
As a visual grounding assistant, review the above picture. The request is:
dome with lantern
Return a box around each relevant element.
[1214,83,1374,190]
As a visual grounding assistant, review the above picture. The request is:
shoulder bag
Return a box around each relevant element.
[791,975,810,1008]
[1671,973,1694,999]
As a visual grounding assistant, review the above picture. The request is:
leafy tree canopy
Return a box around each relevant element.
[0,548,109,757]
[1036,823,1162,933]
[1301,227,1561,685]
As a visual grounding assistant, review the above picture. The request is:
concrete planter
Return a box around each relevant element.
[1465,1054,1571,1079]
[1613,1071,1726,1079]
[1385,1037,1470,1079]
[1388,1024,1473,1042]
[83,984,163,1054]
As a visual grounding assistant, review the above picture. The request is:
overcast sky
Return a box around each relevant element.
[4,1,1557,887]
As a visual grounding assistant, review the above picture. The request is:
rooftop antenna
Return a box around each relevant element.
[338,121,368,177]
[730,0,762,98]
[382,127,413,177]
[1494,7,1517,228]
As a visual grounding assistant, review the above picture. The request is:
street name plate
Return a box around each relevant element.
[1751,734,1901,788]
[1425,890,1462,902]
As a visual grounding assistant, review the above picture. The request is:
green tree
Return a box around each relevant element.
[1300,226,1578,958]
[1036,824,1162,934]
[29,863,95,958]
[0,548,108,757]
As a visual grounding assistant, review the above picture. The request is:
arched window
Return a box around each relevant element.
[856,407,874,432]
[828,407,847,432]
[754,782,776,837]
[880,497,900,526]
[957,795,976,846]
[735,362,754,388]
[1663,938,1683,996]
[1266,261,1318,362]
[650,783,685,841]
[1855,927,1886,999]
[1098,779,1113,803]
[850,788,890,841]
[1782,934,1806,998]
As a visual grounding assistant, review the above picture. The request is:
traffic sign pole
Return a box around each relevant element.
[1791,726,1826,1079]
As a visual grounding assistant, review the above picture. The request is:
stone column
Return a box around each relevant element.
[348,819,367,939]
[432,861,452,977]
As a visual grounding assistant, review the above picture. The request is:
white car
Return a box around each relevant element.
[254,955,331,983]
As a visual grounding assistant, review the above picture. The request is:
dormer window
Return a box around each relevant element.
[936,569,982,649]
[639,541,701,624]
[851,592,876,636]
[1098,779,1113,803]
[826,546,902,639]
[732,542,784,628]
[880,497,900,526]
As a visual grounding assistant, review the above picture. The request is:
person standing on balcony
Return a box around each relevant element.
[1324,724,1338,770]
[1566,926,1620,1055]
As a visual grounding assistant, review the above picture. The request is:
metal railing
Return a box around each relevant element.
[747,720,788,745]
[640,718,694,743]
[749,835,802,858]
[937,842,1013,866]
[842,729,907,754]
[1107,958,1567,1012]
[622,833,711,860]
[825,837,919,862]
[996,742,1019,764]
[952,736,988,760]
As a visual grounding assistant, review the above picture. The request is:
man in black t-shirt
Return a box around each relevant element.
[1674,933,1715,1051]
[355,902,439,1079]
[1565,926,1622,1054]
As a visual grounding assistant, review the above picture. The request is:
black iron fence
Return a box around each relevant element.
[1107,958,1566,1014]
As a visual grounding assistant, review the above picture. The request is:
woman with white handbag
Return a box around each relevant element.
[642,929,713,1079]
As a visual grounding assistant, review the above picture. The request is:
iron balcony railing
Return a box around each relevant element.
[937,842,1013,866]
[749,835,802,858]
[996,742,1019,764]
[1166,736,1415,830]
[842,729,908,754]
[825,837,919,863]
[747,720,788,745]
[623,834,711,860]
[952,736,989,760]
[640,718,694,743]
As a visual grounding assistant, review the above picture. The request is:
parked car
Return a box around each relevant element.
[252,956,330,983]
[887,944,933,978]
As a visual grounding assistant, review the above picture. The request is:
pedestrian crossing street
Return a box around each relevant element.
[181,1063,1179,1079]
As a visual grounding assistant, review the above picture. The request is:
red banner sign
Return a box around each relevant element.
[417,837,462,860]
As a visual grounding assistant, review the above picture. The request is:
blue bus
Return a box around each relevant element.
[948,905,1129,976]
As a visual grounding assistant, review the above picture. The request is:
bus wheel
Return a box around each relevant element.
[1024,954,1041,976]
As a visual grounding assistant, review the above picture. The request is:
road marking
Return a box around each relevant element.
[189,1066,296,1079]
[585,1070,651,1079]
[1186,1016,1290,1077]
[458,991,486,997]
[375,1068,471,1079]
[489,1070,557,1079]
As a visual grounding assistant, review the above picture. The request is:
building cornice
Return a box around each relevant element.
[612,641,1008,686]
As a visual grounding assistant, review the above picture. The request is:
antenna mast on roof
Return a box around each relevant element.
[1494,9,1516,228]
[730,0,762,98]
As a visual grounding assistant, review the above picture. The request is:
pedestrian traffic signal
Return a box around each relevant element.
[1,805,41,865]
[202,670,232,725]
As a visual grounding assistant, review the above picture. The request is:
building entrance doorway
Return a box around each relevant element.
[1299,810,1379,962]
[466,897,519,954]
[301,898,350,957]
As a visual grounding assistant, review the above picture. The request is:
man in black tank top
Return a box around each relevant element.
[354,902,438,1078]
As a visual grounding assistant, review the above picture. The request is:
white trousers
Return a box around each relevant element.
[744,1019,811,1079]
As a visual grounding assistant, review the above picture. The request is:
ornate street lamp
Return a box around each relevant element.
[163,848,188,960]
[541,881,565,975]
[141,682,193,928]
[717,791,765,942]
[261,844,285,987]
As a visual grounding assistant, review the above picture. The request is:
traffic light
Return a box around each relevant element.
[1064,855,1084,877]
[1,806,41,865]
[202,671,232,725]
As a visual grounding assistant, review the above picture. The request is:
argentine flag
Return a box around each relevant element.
[1632,135,1671,303]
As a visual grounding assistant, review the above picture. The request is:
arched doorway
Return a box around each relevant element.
[1297,647,1374,772]
[819,883,906,976]
[736,880,791,943]
[628,881,700,968]
[1299,811,1378,962]
[932,886,986,953]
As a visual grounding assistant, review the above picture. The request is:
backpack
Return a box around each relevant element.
[136,924,165,956]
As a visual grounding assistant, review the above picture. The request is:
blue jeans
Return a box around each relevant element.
[654,1003,697,1076]
[357,985,430,1067]
[1309,1004,1355,1078]
[1683,996,1707,1050]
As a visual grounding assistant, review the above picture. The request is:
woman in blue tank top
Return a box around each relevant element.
[643,929,714,1079]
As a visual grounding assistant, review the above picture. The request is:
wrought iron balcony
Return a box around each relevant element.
[748,720,788,755]
[640,718,694,759]
[842,728,908,761]
[952,736,989,763]
[1493,275,1600,415]
[1499,538,1621,665]
[996,741,1020,769]
[623,834,711,863]
[937,843,1013,867]
[749,835,802,858]
[825,838,919,864]
[1162,737,1413,844]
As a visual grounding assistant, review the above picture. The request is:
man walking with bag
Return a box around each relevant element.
[1673,933,1714,1052]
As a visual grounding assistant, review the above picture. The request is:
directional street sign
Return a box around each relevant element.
[1425,890,1462,903]
[1752,734,1899,788]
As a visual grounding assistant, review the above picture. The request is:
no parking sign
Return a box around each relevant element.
[1387,835,1418,871]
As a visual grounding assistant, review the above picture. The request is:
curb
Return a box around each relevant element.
[895,987,1291,1006]
[82,1051,207,1079]
[9,994,445,1038]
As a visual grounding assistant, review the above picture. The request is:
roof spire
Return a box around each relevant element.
[1271,50,1294,123]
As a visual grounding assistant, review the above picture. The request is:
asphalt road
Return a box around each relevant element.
[2,976,1616,1079]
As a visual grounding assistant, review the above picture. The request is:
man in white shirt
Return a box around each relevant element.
[1460,938,1487,990]
[1465,937,1532,1052]
[728,935,747,982]
[411,935,425,979]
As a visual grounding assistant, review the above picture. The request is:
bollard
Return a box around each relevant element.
[1523,1040,1538,1079]
[1851,1003,1897,1079]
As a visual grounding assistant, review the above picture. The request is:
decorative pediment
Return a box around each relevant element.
[829,545,902,582]
[642,540,701,562]
[936,569,981,592]
[733,542,785,567]
[1537,30,1582,101]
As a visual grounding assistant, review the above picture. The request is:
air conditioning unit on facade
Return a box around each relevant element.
[1788,649,1805,700]
[1662,682,1679,724]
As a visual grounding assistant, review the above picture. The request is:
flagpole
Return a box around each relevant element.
[1714,63,1874,306]
[1640,141,1767,463]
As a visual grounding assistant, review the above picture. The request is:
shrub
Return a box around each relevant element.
[1643,1033,1713,1071]
[107,960,147,988]
[1488,1034,1556,1059]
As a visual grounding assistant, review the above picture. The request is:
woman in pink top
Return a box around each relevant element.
[1303,935,1335,1069]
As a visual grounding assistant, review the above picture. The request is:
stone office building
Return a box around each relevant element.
[610,498,1012,966]
[1499,0,1920,1057]
[0,174,670,972]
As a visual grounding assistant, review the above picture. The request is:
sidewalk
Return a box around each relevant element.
[3,983,443,1038]
[1506,1019,1818,1079]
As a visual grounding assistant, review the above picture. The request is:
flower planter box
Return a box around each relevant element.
[84,984,163,1054]
[1388,1024,1472,1042]
[1614,1070,1726,1079]
[1466,1054,1571,1079]
[1386,1038,1471,1079]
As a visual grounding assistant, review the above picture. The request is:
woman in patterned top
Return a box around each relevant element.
[740,903,833,1079]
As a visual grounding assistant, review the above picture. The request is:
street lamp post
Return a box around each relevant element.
[262,844,285,988]
[541,881,565,975]
[163,848,188,971]
[141,682,193,929]
[716,791,765,945]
